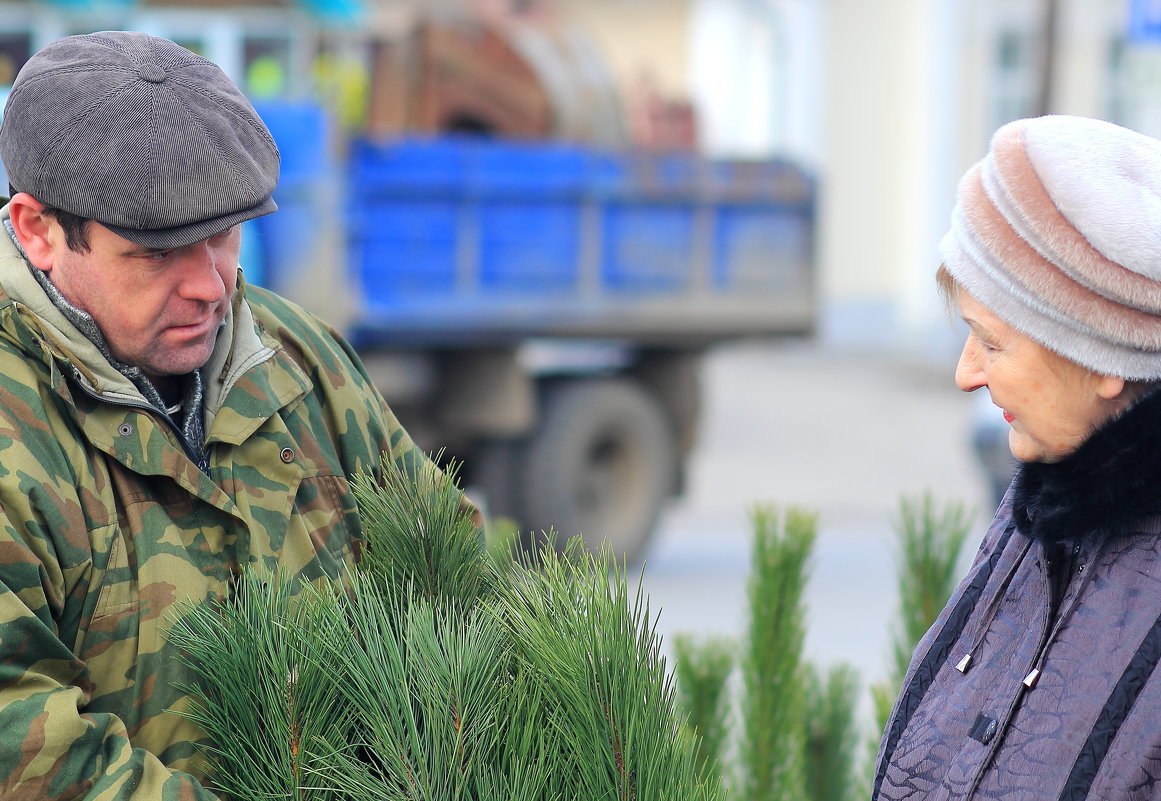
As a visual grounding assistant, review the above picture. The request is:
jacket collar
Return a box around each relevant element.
[1012,385,1161,544]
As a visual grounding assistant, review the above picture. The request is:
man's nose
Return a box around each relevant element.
[179,241,228,303]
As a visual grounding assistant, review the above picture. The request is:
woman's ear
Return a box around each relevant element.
[7,193,58,272]
[1095,373,1128,402]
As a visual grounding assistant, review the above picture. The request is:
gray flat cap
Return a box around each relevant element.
[0,31,279,249]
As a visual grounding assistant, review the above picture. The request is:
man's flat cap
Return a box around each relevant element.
[0,30,280,249]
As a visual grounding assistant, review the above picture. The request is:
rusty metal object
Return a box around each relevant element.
[365,11,627,147]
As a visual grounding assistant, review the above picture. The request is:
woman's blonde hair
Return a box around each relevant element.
[935,264,960,315]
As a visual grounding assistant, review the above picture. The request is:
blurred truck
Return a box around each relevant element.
[245,13,817,562]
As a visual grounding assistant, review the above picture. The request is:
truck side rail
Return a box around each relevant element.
[341,137,816,348]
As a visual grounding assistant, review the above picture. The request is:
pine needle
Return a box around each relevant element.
[168,570,355,800]
[890,493,971,680]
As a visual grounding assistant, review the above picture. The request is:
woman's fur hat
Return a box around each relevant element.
[941,114,1161,379]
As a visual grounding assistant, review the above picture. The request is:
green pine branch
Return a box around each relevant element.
[890,493,971,681]
[492,541,721,801]
[803,662,861,801]
[167,453,715,800]
[167,570,354,801]
[672,633,734,792]
[351,455,491,611]
[739,504,816,801]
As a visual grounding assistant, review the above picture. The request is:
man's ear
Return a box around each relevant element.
[8,193,58,272]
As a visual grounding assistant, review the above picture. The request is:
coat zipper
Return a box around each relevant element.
[961,540,1051,798]
[962,538,1096,798]
[68,366,208,472]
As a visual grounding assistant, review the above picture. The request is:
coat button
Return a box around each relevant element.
[279,447,295,463]
[981,718,999,744]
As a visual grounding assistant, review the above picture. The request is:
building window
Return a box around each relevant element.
[992,28,1038,131]
[1106,34,1161,138]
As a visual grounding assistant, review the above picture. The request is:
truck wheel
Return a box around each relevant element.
[470,438,522,524]
[518,378,676,564]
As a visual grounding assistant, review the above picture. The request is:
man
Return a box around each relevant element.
[0,30,445,799]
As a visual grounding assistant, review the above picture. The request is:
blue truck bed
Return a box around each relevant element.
[252,103,816,349]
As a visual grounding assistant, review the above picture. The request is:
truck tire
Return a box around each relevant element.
[470,438,522,525]
[517,378,676,564]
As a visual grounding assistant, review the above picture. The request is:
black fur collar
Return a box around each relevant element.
[1012,386,1161,544]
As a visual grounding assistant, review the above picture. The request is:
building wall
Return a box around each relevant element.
[553,0,692,103]
[816,0,1152,355]
[686,0,821,165]
[811,0,962,353]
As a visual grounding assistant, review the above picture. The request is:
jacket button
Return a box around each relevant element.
[279,447,295,463]
[981,718,999,744]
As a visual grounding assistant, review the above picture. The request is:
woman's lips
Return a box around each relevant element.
[1003,410,1015,423]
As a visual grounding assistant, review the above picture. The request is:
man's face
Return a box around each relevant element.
[44,220,239,385]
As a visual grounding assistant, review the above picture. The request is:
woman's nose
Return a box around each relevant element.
[955,341,986,392]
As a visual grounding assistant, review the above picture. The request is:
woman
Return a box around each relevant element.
[874,114,1161,800]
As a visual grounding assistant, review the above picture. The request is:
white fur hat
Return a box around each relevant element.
[940,114,1161,380]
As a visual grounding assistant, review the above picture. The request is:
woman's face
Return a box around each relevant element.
[954,291,1128,463]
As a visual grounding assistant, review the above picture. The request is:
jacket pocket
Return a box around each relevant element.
[78,523,141,669]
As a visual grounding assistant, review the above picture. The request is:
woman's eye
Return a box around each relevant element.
[971,332,999,353]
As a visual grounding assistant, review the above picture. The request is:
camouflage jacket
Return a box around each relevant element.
[0,205,431,800]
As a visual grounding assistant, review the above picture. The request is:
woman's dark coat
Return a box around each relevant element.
[874,387,1161,801]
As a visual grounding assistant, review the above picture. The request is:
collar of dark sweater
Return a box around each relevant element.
[1012,385,1161,544]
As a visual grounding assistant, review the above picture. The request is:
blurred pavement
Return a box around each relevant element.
[637,337,994,694]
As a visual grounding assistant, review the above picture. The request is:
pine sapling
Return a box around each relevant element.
[492,541,722,801]
[673,633,734,792]
[168,453,718,800]
[739,504,816,801]
[803,662,861,801]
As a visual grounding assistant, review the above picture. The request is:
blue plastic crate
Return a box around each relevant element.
[478,202,580,290]
[713,205,811,290]
[348,138,476,196]
[474,142,593,196]
[600,202,696,291]
[708,158,815,203]
[350,200,460,239]
[349,200,461,301]
[612,151,702,197]
[251,194,309,289]
[253,102,330,184]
